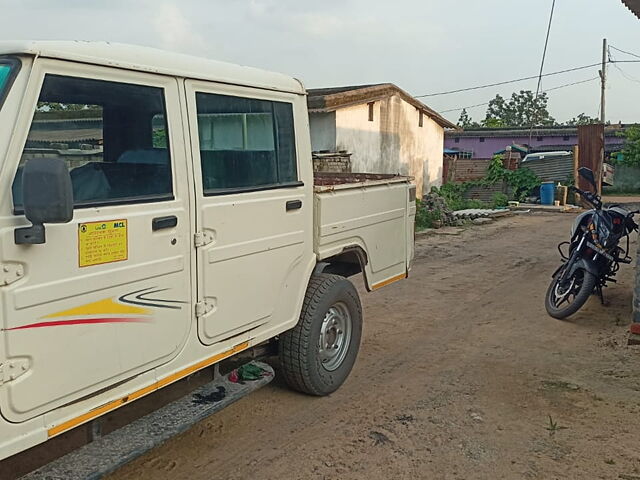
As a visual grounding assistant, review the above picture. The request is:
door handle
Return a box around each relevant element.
[286,200,302,211]
[152,215,178,231]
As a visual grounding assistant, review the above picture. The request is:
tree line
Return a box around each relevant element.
[456,90,600,128]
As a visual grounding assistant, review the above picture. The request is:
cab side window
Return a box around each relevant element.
[12,74,173,210]
[195,92,298,194]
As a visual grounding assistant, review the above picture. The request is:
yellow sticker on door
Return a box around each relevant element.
[78,220,128,267]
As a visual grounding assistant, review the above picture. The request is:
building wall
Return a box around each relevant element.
[309,111,336,152]
[419,110,445,193]
[326,95,443,197]
[334,100,384,175]
[444,134,625,159]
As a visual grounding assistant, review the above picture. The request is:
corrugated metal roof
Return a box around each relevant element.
[622,0,640,18]
[28,128,102,143]
[447,125,627,138]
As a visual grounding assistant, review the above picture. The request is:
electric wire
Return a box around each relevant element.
[414,63,602,98]
[534,0,556,98]
[439,77,599,114]
[610,44,640,60]
[529,0,557,144]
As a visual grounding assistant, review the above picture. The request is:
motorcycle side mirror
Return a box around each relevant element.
[578,167,597,190]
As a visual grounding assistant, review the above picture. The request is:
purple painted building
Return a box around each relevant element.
[445,125,627,159]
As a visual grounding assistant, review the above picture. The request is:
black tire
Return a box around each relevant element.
[545,265,597,319]
[278,273,363,396]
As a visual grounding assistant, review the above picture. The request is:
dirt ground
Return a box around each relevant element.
[96,211,640,480]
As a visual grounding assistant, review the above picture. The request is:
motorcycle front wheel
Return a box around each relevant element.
[545,265,597,319]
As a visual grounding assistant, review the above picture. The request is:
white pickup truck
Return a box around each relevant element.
[0,41,415,462]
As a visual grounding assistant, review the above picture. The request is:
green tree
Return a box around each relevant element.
[483,90,555,127]
[619,124,640,167]
[563,113,600,126]
[457,108,480,128]
[482,116,506,128]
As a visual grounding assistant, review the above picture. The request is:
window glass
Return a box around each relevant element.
[195,92,297,193]
[0,59,17,108]
[13,74,173,209]
[152,114,168,148]
[0,65,10,92]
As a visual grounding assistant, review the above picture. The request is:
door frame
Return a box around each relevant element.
[0,57,195,423]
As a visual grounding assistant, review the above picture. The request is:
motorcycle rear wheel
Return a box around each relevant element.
[545,265,597,319]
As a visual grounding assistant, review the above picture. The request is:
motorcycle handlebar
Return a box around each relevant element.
[568,185,601,208]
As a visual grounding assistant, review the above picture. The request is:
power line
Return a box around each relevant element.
[613,62,640,84]
[414,62,602,98]
[609,48,640,83]
[415,58,640,99]
[610,44,640,60]
[534,0,556,97]
[440,101,490,114]
[440,77,598,114]
[530,0,557,143]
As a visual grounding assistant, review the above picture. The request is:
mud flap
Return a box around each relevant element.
[21,361,274,480]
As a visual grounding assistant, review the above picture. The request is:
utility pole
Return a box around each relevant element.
[600,38,607,124]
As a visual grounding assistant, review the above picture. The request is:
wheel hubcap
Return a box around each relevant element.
[318,302,352,371]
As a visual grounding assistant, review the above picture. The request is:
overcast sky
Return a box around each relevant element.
[2,0,640,124]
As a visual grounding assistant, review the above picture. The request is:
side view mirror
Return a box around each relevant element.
[15,158,73,244]
[578,167,597,190]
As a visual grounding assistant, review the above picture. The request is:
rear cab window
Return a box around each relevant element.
[12,74,173,210]
[195,92,299,194]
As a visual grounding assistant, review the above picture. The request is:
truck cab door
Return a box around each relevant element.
[184,80,312,345]
[0,59,192,423]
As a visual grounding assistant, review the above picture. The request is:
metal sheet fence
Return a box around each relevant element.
[521,156,574,184]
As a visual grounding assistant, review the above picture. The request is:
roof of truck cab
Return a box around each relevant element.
[0,40,305,95]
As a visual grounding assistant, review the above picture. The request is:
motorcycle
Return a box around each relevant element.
[545,167,639,319]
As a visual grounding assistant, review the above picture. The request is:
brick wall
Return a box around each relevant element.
[312,152,352,173]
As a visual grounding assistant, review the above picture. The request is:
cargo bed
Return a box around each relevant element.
[313,172,416,290]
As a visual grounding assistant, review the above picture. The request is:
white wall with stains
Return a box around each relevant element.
[309,94,444,198]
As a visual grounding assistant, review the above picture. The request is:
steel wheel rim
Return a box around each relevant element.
[552,270,581,308]
[318,302,352,371]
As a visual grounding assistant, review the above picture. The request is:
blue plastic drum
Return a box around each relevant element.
[540,181,555,205]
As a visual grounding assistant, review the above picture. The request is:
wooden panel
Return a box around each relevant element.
[577,124,604,193]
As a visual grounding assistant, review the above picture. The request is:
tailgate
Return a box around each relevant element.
[314,177,413,290]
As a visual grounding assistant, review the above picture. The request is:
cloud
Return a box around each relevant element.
[151,2,206,54]
[0,0,639,121]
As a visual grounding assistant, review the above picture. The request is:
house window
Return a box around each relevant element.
[563,136,570,141]
[454,138,460,143]
[479,137,485,143]
[419,110,424,127]
[537,136,543,141]
[195,92,298,194]
[368,102,374,122]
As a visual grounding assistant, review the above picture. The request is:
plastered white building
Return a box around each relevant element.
[307,84,455,197]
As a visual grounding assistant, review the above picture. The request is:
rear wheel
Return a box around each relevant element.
[278,273,362,396]
[545,264,597,319]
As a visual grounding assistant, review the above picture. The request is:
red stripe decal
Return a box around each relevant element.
[3,317,150,331]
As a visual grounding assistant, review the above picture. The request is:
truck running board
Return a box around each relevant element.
[21,361,275,480]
